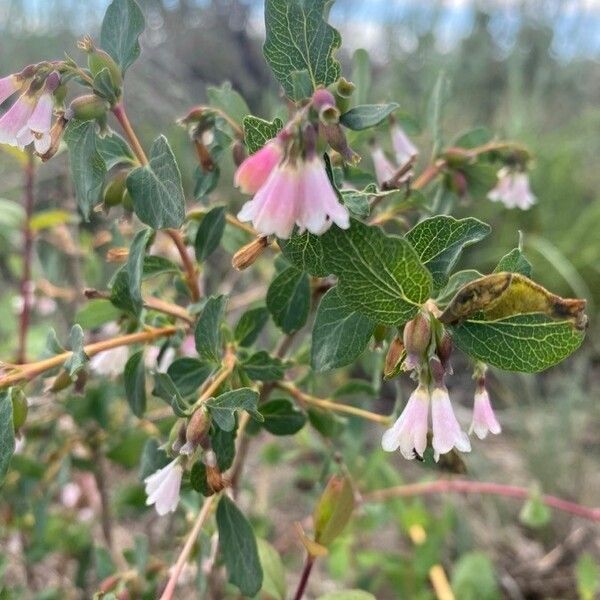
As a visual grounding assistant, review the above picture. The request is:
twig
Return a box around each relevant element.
[292,554,315,600]
[0,325,178,389]
[159,495,217,600]
[16,150,36,364]
[193,347,236,409]
[364,479,600,522]
[277,381,392,425]
[111,103,148,165]
[164,229,201,302]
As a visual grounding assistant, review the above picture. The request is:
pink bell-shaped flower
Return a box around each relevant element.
[488,167,536,210]
[234,138,283,194]
[391,123,418,165]
[144,459,184,516]
[0,75,20,104]
[296,156,350,235]
[381,384,430,459]
[431,385,471,461]
[237,160,300,239]
[370,146,396,187]
[0,93,35,147]
[469,383,501,440]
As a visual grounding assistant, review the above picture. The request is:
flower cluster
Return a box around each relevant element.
[381,313,501,461]
[234,90,350,239]
[0,67,60,155]
[370,121,418,187]
[488,167,536,210]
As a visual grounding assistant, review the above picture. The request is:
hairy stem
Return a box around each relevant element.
[159,494,217,600]
[164,229,201,302]
[112,103,148,165]
[16,150,36,364]
[365,479,600,522]
[0,325,178,389]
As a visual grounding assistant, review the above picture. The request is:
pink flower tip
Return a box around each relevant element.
[0,75,20,105]
[431,386,471,461]
[488,168,536,210]
[469,386,501,440]
[234,138,283,195]
[381,384,429,459]
[391,124,418,165]
[370,146,396,187]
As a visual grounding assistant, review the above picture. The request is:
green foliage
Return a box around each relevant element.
[318,592,376,600]
[100,0,145,73]
[340,103,399,130]
[267,266,311,334]
[194,295,227,363]
[451,552,500,600]
[263,0,341,100]
[405,215,491,289]
[0,391,15,487]
[207,82,250,125]
[205,388,262,431]
[256,539,287,600]
[242,116,283,153]
[126,136,185,229]
[96,130,136,169]
[234,307,270,347]
[451,313,585,372]
[576,554,600,600]
[495,247,532,277]
[194,206,226,262]
[519,491,551,528]
[152,373,189,417]
[63,120,106,220]
[123,350,146,417]
[167,358,213,397]
[216,495,263,596]
[259,399,307,435]
[126,227,153,315]
[240,351,286,381]
[311,287,375,371]
[64,325,88,378]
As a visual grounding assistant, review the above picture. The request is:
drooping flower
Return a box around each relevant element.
[469,382,501,440]
[144,458,183,516]
[431,385,471,461]
[381,384,430,459]
[18,91,54,154]
[370,146,396,187]
[403,312,431,371]
[0,93,35,147]
[0,75,20,104]
[237,160,300,239]
[296,156,350,235]
[89,323,129,377]
[488,167,536,210]
[391,123,418,165]
[234,138,284,195]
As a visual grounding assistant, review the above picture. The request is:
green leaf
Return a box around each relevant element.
[216,496,263,596]
[267,266,310,334]
[351,49,371,106]
[453,126,493,149]
[75,299,122,329]
[100,0,145,73]
[0,391,15,487]
[193,166,220,201]
[435,269,482,306]
[576,554,600,600]
[123,351,146,417]
[127,227,153,315]
[494,248,532,278]
[189,462,213,496]
[340,187,372,218]
[427,71,449,156]
[167,358,213,397]
[257,539,287,600]
[110,269,138,315]
[64,325,88,378]
[311,287,374,371]
[519,493,551,528]
[263,0,341,100]
[195,206,226,262]
[151,373,189,417]
[96,130,135,169]
[139,438,169,480]
[282,220,432,325]
[211,425,236,470]
[126,135,185,230]
[260,399,306,436]
[207,82,250,126]
[290,69,314,100]
[64,120,106,220]
[205,388,262,432]
[194,295,227,363]
[451,313,585,373]
[405,216,491,289]
[462,162,498,199]
[234,306,270,347]
[241,351,286,381]
[317,592,376,600]
[340,103,399,130]
[242,116,283,154]
[92,67,119,104]
[314,475,354,546]
[451,552,500,600]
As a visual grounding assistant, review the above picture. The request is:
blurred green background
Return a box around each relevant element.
[0,1,599,598]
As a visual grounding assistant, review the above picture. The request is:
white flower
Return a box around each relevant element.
[89,345,129,377]
[431,386,471,461]
[391,124,418,165]
[144,459,183,516]
[469,385,501,440]
[488,168,536,210]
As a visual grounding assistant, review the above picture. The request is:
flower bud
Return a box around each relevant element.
[169,420,187,454]
[66,94,108,122]
[37,115,67,162]
[106,247,129,263]
[443,147,471,168]
[384,336,404,379]
[321,123,359,165]
[180,408,210,455]
[312,88,340,124]
[232,140,246,167]
[232,236,269,270]
[403,312,431,371]
[103,170,128,208]
[313,475,354,547]
[451,170,468,198]
[328,77,355,113]
[79,34,123,89]
[435,329,453,374]
[204,450,227,493]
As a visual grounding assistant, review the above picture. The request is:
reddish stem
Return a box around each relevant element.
[16,150,35,364]
[366,479,600,522]
[111,102,148,165]
[293,555,315,600]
